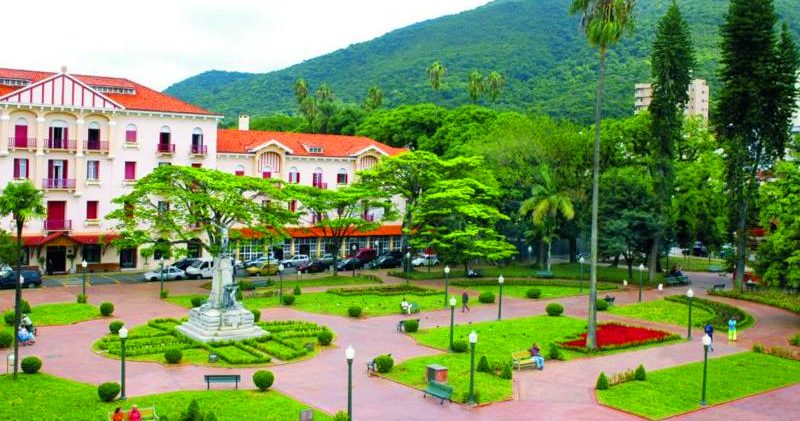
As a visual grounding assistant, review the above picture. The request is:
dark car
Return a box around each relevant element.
[336,257,363,271]
[465,268,484,278]
[0,269,42,289]
[692,241,708,257]
[348,248,378,264]
[173,258,199,271]
[368,255,402,269]
[298,260,330,274]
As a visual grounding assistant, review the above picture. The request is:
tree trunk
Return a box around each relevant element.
[13,219,23,379]
[546,241,552,272]
[587,48,607,351]
[569,236,578,263]
[649,236,659,283]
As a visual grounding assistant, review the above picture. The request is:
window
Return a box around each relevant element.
[86,201,98,220]
[192,128,203,146]
[13,118,28,148]
[159,126,171,144]
[235,165,245,176]
[261,165,272,179]
[288,200,297,212]
[124,162,136,181]
[312,168,323,188]
[82,245,101,263]
[13,158,29,179]
[288,167,300,183]
[191,163,202,168]
[125,124,137,143]
[48,120,69,148]
[158,162,171,167]
[337,168,348,185]
[87,122,101,148]
[120,248,137,268]
[87,160,99,180]
[308,146,323,154]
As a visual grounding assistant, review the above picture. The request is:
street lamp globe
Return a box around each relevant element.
[449,295,457,307]
[702,334,711,347]
[687,289,694,298]
[444,265,450,274]
[468,330,478,344]
[527,245,532,254]
[119,326,128,339]
[638,263,645,272]
[405,252,411,259]
[498,275,504,284]
[81,260,87,269]
[580,256,585,264]
[345,345,355,361]
[278,263,285,272]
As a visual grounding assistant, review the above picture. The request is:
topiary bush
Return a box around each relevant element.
[0,330,12,348]
[164,348,183,364]
[548,343,562,360]
[753,343,765,353]
[97,382,120,402]
[317,330,333,346]
[293,285,302,295]
[596,299,609,311]
[282,295,295,305]
[526,288,542,299]
[375,354,394,373]
[191,297,205,308]
[790,334,800,347]
[108,320,124,335]
[99,302,114,317]
[348,306,362,318]
[251,308,261,322]
[403,319,419,333]
[160,290,169,299]
[596,372,609,390]
[21,356,42,374]
[77,294,87,304]
[3,310,14,326]
[500,362,512,379]
[452,339,468,353]
[477,355,490,373]
[333,411,349,421]
[478,291,495,303]
[634,364,646,381]
[253,370,275,391]
[21,300,31,314]
[546,303,564,316]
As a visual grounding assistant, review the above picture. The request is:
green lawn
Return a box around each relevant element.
[709,289,800,314]
[0,373,331,420]
[659,255,726,272]
[231,274,382,290]
[597,352,800,420]
[607,299,715,327]
[467,285,589,300]
[2,303,102,327]
[391,263,663,284]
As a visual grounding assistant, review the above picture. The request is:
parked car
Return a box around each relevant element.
[317,253,338,265]
[298,260,330,274]
[246,261,280,276]
[348,248,377,264]
[186,258,214,279]
[411,255,440,267]
[143,266,186,282]
[367,255,402,269]
[336,257,363,271]
[692,241,708,257]
[280,254,311,268]
[244,256,279,268]
[0,269,42,289]
[173,258,199,271]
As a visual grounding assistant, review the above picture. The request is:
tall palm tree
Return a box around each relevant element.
[293,78,309,105]
[363,85,384,112]
[426,60,447,93]
[520,165,575,272]
[468,71,484,103]
[0,181,45,379]
[569,0,636,350]
[485,71,506,106]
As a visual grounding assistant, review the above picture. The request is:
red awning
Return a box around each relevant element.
[71,234,120,245]
[17,232,119,246]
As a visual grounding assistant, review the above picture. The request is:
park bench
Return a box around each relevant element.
[366,353,392,374]
[204,374,241,390]
[511,350,535,371]
[711,283,726,292]
[604,295,616,306]
[708,265,724,273]
[396,318,421,333]
[664,275,690,286]
[400,302,420,314]
[108,406,159,420]
[535,271,554,278]
[745,282,762,292]
[423,380,454,404]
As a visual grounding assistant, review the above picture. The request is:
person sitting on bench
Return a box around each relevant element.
[400,297,411,314]
[17,326,35,345]
[529,343,544,370]
[21,314,35,335]
[669,265,684,277]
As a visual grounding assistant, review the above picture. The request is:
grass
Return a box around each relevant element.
[607,299,715,328]
[597,352,800,420]
[708,289,800,314]
[659,255,726,272]
[2,302,102,327]
[228,274,382,290]
[452,279,617,300]
[0,372,331,420]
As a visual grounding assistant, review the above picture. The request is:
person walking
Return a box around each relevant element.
[461,291,470,313]
[727,316,737,341]
[704,322,714,351]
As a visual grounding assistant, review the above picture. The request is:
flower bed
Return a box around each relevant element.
[326,284,439,296]
[560,323,679,352]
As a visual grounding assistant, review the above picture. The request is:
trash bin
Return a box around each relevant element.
[426,364,448,383]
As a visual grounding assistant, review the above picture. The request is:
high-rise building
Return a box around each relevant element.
[634,79,709,120]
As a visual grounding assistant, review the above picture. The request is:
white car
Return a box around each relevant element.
[143,266,186,282]
[186,258,214,279]
[411,255,440,267]
[280,254,311,268]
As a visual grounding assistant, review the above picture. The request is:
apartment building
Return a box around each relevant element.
[634,79,710,120]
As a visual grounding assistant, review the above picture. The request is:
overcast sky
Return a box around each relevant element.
[7,0,490,90]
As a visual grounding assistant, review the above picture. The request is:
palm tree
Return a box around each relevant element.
[293,78,309,105]
[520,165,575,272]
[468,71,484,103]
[0,181,45,379]
[485,71,506,106]
[569,0,636,350]
[426,60,447,93]
[363,85,384,112]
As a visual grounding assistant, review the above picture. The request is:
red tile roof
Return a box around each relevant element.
[217,129,407,157]
[0,68,217,116]
[236,225,402,239]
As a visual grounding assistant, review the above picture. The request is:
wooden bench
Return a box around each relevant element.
[400,302,420,315]
[204,374,241,390]
[108,406,159,420]
[711,283,726,291]
[708,265,724,273]
[604,295,616,306]
[511,350,535,371]
[366,353,392,374]
[396,318,421,332]
[423,380,454,404]
[664,275,690,286]
[88,263,120,273]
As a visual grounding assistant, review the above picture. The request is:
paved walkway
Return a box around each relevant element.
[1,270,798,420]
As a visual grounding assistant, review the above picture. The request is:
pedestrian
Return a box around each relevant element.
[703,322,714,351]
[727,316,737,341]
[461,291,470,312]
[111,407,124,421]
[128,404,141,421]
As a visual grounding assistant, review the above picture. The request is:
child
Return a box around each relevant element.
[704,322,714,351]
[727,316,737,341]
[461,291,470,312]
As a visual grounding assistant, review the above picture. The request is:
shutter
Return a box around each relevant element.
[48,160,54,180]
[345,174,348,184]
[63,160,68,179]
[25,159,29,178]
[13,159,19,179]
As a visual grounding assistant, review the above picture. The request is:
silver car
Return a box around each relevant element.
[143,266,186,282]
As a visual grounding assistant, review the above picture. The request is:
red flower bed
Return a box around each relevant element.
[560,323,677,351]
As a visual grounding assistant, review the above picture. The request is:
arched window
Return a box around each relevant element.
[312,168,324,188]
[125,124,137,143]
[288,166,300,183]
[48,119,68,148]
[192,127,203,146]
[13,118,29,148]
[258,152,281,175]
[87,121,101,149]
[337,168,348,185]
[234,164,245,177]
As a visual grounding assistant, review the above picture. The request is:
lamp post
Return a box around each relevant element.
[405,252,411,284]
[443,266,451,308]
[527,245,533,278]
[119,326,128,400]
[468,330,478,405]
[497,275,505,320]
[700,334,711,405]
[579,256,585,293]
[345,345,355,420]
[159,257,165,297]
[278,263,285,304]
[81,259,88,298]
[448,295,456,352]
[638,263,645,303]
[687,289,694,339]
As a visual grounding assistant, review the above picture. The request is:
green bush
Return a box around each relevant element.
[548,343,562,360]
[477,355,490,372]
[99,302,114,317]
[333,411,349,421]
[634,364,646,381]
[403,319,419,333]
[452,339,468,353]
[328,284,436,296]
[665,295,754,330]
[478,291,495,303]
[3,310,14,326]
[160,290,170,299]
[253,370,275,391]
[108,320,124,335]
[790,334,800,347]
[21,300,30,314]
[21,356,41,374]
[0,330,12,348]
[596,299,609,311]
[459,389,480,404]
[348,306,362,317]
[317,330,333,346]
[181,399,202,421]
[165,349,183,364]
[596,372,609,390]
[77,294,87,304]
[753,343,765,353]
[97,382,120,402]
[293,285,302,295]
[500,362,512,379]
[251,308,261,322]
[190,297,205,308]
[205,413,218,421]
[546,303,564,316]
[282,295,295,305]
[375,354,394,373]
[526,288,542,299]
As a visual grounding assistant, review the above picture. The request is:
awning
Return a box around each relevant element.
[17,232,119,246]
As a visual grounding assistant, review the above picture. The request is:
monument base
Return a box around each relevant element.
[176,304,267,343]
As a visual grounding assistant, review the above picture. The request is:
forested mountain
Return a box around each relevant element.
[165,0,799,123]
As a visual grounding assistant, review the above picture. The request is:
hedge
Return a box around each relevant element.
[21,356,42,374]
[328,284,438,296]
[665,295,754,330]
[98,382,120,402]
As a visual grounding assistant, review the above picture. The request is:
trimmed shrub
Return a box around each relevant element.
[190,297,205,308]
[375,354,394,373]
[282,295,295,305]
[478,291,495,303]
[21,356,41,374]
[789,334,800,347]
[0,330,12,348]
[205,413,218,421]
[348,306,362,318]
[596,299,609,311]
[108,320,124,335]
[21,300,31,314]
[403,319,419,333]
[77,294,87,304]
[753,343,765,353]
[459,389,480,404]
[164,348,183,364]
[293,285,302,295]
[452,339,468,353]
[253,370,275,391]
[634,364,646,381]
[3,310,14,326]
[97,382,120,402]
[251,308,261,322]
[526,288,542,299]
[99,302,114,317]
[477,355,490,373]
[500,362,512,379]
[160,290,170,299]
[548,343,562,360]
[317,330,333,346]
[545,303,564,316]
[596,372,609,390]
[181,399,202,421]
[333,411,349,421]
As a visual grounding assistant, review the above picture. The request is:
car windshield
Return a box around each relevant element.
[190,260,204,268]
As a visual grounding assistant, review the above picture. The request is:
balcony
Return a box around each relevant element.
[157,143,175,155]
[44,219,72,232]
[45,138,77,152]
[84,140,109,153]
[42,178,76,190]
[190,144,207,156]
[313,182,328,190]
[9,137,36,150]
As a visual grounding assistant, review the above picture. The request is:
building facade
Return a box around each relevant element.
[634,79,710,120]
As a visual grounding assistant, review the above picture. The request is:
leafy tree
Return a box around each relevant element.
[363,85,384,112]
[426,60,447,93]
[249,114,306,132]
[569,0,636,351]
[468,71,484,103]
[421,105,497,157]
[484,71,505,106]
[315,83,337,134]
[356,103,447,148]
[755,161,800,289]
[0,181,45,379]
[0,231,18,268]
[520,165,575,272]
[299,96,318,130]
[294,78,309,105]
[327,106,366,136]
